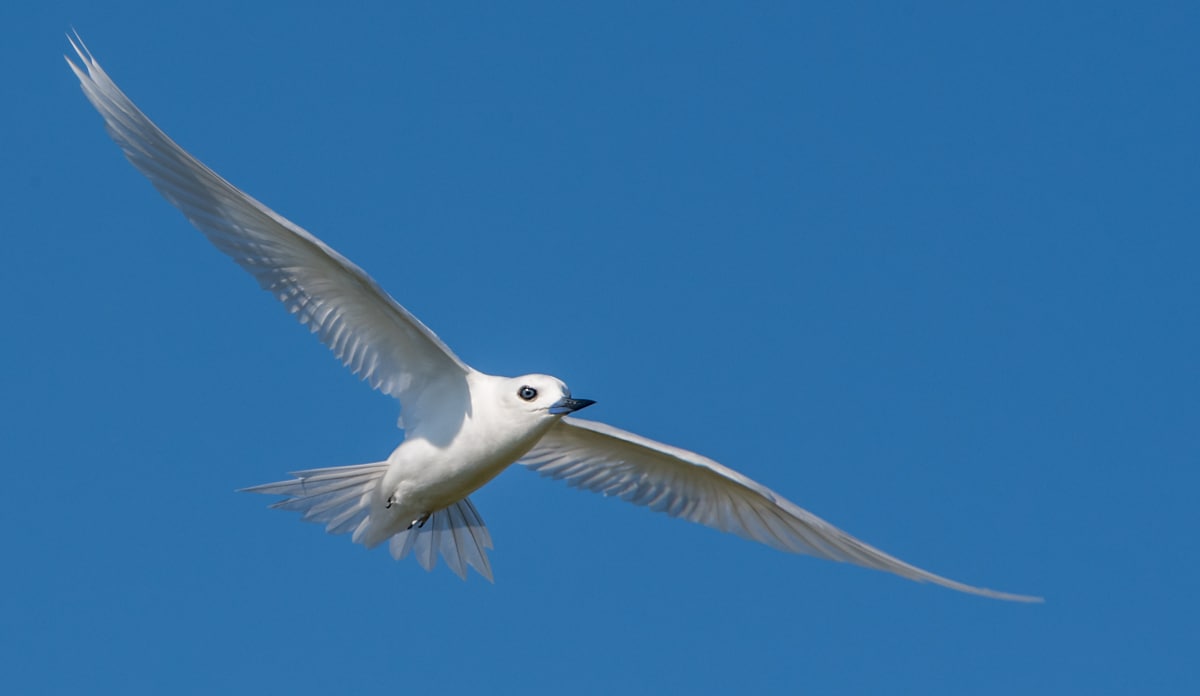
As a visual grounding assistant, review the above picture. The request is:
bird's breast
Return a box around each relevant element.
[384,415,551,512]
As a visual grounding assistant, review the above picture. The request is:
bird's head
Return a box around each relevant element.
[504,374,596,421]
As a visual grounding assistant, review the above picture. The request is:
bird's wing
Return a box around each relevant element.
[66,36,471,429]
[522,417,1041,602]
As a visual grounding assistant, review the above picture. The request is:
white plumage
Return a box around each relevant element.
[67,34,1039,601]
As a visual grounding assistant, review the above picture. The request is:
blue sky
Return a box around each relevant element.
[3,1,1197,693]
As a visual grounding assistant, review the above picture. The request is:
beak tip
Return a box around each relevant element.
[549,397,596,415]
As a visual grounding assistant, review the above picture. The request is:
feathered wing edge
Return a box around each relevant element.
[242,464,494,582]
[522,417,1042,602]
[64,33,474,435]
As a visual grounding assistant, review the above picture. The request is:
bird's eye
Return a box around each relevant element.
[517,386,538,401]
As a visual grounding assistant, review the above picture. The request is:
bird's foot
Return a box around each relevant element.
[407,512,431,530]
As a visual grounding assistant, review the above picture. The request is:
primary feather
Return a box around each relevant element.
[523,418,1041,602]
[65,34,470,437]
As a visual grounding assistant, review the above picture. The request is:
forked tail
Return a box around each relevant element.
[242,463,495,581]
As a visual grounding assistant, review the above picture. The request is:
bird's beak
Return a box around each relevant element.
[548,397,596,415]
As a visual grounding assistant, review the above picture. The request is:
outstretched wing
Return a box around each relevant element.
[66,36,471,432]
[522,417,1041,602]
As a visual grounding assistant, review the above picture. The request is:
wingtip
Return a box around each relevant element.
[237,482,284,495]
[65,28,90,63]
[954,583,1044,603]
[63,28,96,82]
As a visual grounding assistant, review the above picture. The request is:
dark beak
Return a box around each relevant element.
[548,397,596,415]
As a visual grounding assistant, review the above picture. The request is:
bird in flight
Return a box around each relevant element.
[67,34,1039,602]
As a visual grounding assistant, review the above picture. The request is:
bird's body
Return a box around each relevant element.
[67,34,1040,601]
[364,374,572,549]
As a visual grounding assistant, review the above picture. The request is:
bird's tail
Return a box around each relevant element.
[385,496,494,582]
[241,463,494,581]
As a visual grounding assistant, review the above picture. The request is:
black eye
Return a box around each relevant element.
[518,386,538,401]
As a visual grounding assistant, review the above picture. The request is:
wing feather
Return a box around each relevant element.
[66,36,471,433]
[522,417,1041,602]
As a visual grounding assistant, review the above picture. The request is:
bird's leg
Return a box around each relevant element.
[385,491,429,528]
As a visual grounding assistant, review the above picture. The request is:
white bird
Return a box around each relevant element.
[67,35,1040,602]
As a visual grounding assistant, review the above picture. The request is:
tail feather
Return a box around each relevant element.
[417,513,444,574]
[446,500,491,578]
[326,497,373,536]
[388,498,494,581]
[242,464,495,581]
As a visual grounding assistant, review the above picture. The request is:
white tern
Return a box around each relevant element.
[67,35,1040,602]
